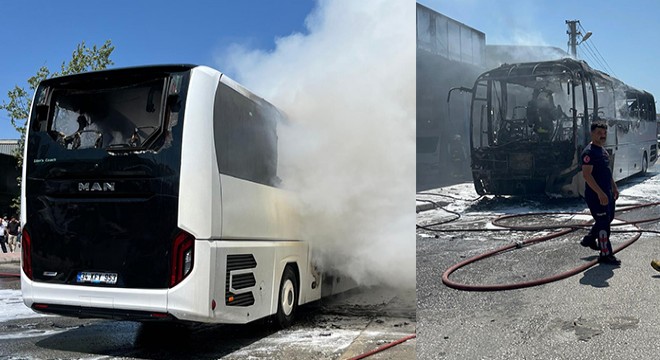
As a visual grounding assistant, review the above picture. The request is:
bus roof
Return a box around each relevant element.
[477,57,653,98]
[38,64,198,86]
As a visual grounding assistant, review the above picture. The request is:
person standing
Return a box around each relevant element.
[579,122,620,265]
[6,217,20,253]
[0,217,7,253]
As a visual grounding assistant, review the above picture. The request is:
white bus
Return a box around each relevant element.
[20,65,346,327]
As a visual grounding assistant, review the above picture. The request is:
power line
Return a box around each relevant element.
[577,22,617,77]
[580,41,613,75]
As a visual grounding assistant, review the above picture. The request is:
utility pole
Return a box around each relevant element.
[566,20,579,58]
[565,20,592,58]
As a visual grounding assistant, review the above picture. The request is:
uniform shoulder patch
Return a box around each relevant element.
[583,155,591,164]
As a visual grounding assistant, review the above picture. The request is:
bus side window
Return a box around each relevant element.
[214,82,279,187]
[640,96,653,121]
[33,104,49,132]
[627,98,639,119]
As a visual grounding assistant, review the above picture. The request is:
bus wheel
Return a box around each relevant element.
[642,153,649,175]
[276,266,298,329]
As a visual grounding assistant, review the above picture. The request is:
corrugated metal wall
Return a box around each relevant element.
[0,140,19,156]
[0,140,20,216]
[416,3,485,67]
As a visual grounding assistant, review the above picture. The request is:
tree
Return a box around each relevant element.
[0,40,115,211]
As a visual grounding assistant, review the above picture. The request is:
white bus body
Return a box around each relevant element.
[20,65,343,327]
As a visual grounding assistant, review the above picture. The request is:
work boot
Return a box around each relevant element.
[598,254,621,266]
[580,236,599,251]
[652,259,660,272]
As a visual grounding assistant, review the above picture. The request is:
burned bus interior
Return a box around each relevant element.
[465,58,656,197]
[31,68,188,153]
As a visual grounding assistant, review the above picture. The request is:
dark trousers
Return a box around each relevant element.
[585,193,615,256]
[0,236,6,253]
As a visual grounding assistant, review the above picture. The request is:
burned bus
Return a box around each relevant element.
[458,58,657,197]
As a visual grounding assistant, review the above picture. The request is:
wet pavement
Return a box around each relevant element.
[0,254,415,359]
[417,172,660,359]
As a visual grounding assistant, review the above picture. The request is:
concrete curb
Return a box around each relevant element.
[0,252,20,264]
[416,200,449,213]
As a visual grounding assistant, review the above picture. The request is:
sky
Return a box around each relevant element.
[0,0,316,139]
[418,0,660,103]
[0,1,416,287]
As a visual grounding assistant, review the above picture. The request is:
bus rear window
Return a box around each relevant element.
[45,78,168,151]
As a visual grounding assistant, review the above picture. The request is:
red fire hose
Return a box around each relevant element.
[442,202,660,291]
[348,333,416,360]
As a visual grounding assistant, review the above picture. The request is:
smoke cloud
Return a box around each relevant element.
[218,0,415,288]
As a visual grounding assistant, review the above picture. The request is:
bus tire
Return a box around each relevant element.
[474,180,486,196]
[276,266,298,329]
[642,153,649,175]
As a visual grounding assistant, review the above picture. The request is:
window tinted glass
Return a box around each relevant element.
[213,82,280,186]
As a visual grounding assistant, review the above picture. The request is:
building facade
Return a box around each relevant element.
[0,139,20,217]
[416,3,485,190]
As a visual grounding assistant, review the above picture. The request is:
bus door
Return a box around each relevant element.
[593,77,621,179]
[470,80,489,151]
[610,122,622,179]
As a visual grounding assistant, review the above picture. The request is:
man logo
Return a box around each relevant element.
[78,182,115,192]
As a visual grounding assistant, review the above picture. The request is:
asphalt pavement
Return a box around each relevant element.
[0,248,414,359]
[417,176,660,360]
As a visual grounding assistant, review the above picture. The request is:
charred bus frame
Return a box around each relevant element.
[450,58,657,197]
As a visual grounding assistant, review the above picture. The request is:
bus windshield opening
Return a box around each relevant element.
[45,78,172,151]
[481,74,574,146]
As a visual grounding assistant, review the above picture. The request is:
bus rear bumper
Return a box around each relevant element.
[29,302,175,321]
[21,272,171,320]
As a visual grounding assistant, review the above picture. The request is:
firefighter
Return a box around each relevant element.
[527,89,559,141]
[579,122,620,265]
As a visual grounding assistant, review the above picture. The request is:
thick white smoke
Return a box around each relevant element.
[218,0,415,288]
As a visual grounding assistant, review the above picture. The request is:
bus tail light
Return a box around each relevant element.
[22,228,33,280]
[169,230,195,287]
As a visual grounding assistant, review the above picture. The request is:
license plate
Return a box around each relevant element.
[76,272,118,285]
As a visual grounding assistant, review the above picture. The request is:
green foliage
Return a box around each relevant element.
[0,40,115,212]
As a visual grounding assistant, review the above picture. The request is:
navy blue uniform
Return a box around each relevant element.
[580,143,615,256]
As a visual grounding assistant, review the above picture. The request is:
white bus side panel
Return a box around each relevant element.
[173,67,323,324]
[178,66,222,239]
[209,240,321,324]
[167,239,322,324]
[219,174,302,241]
